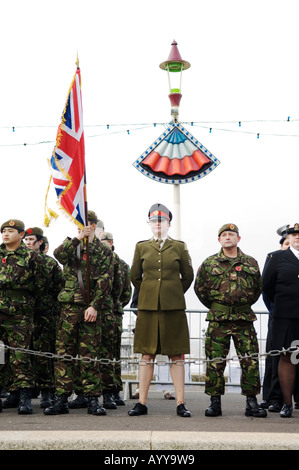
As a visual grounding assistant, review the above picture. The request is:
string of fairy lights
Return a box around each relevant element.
[0,118,299,147]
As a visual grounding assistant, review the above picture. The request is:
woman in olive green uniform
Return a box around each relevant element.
[128,203,194,417]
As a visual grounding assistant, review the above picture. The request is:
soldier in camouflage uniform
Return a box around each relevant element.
[23,227,64,409]
[101,232,132,406]
[0,219,47,415]
[194,223,267,418]
[43,211,114,416]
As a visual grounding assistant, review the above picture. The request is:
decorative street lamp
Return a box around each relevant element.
[159,40,191,122]
[133,40,220,239]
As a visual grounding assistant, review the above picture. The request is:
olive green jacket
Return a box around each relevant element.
[131,237,193,311]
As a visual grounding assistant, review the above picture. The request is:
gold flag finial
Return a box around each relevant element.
[76,53,79,68]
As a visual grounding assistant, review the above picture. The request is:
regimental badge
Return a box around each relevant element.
[27,228,32,234]
[229,224,235,230]
[153,210,159,216]
[8,220,15,227]
[294,223,299,231]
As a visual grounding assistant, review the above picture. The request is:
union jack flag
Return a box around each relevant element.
[46,66,86,228]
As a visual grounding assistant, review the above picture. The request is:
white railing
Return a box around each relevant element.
[121,308,269,392]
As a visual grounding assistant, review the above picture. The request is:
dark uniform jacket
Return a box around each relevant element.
[131,236,194,311]
[262,247,299,319]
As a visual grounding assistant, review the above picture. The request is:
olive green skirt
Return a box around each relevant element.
[133,309,190,355]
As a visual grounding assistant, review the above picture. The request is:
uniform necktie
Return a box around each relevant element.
[156,238,162,248]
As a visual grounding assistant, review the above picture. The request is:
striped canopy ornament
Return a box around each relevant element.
[133,122,220,184]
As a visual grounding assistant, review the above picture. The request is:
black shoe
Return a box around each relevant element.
[245,396,267,418]
[40,389,52,409]
[280,404,293,418]
[205,396,222,417]
[69,393,88,409]
[177,403,191,417]
[128,402,148,416]
[87,397,106,416]
[2,390,20,409]
[18,388,33,415]
[43,394,69,415]
[295,402,299,410]
[259,400,270,409]
[113,392,125,406]
[103,392,117,409]
[268,401,283,412]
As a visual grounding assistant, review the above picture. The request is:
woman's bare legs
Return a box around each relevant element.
[169,355,185,405]
[138,354,155,405]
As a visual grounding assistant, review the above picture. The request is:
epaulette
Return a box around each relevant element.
[137,239,150,244]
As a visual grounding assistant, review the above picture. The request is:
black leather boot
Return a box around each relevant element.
[205,396,222,417]
[245,395,267,417]
[113,391,125,406]
[69,393,88,409]
[40,389,52,409]
[43,393,69,415]
[87,397,106,415]
[2,390,20,408]
[103,392,117,409]
[18,388,33,415]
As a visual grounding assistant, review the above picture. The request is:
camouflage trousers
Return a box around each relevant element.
[99,310,117,392]
[31,312,57,390]
[0,311,34,391]
[113,314,123,392]
[54,303,102,397]
[205,320,261,396]
[72,310,118,396]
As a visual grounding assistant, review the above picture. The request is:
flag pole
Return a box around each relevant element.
[84,170,90,306]
[77,53,90,306]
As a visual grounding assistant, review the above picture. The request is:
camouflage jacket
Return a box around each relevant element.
[0,242,48,315]
[114,255,132,315]
[102,251,132,315]
[194,248,262,321]
[36,253,64,317]
[53,236,113,311]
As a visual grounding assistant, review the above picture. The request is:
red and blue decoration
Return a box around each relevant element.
[133,121,220,184]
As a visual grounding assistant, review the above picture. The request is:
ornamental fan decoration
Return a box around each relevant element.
[133,122,220,184]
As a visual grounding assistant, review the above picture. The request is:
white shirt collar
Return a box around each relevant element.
[290,246,299,258]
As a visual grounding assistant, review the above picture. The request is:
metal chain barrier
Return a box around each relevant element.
[1,342,299,366]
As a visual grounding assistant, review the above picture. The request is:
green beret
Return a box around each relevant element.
[1,219,25,232]
[25,227,44,237]
[101,231,113,241]
[88,210,98,223]
[218,223,239,237]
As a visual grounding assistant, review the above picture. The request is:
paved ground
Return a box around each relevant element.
[0,387,298,452]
